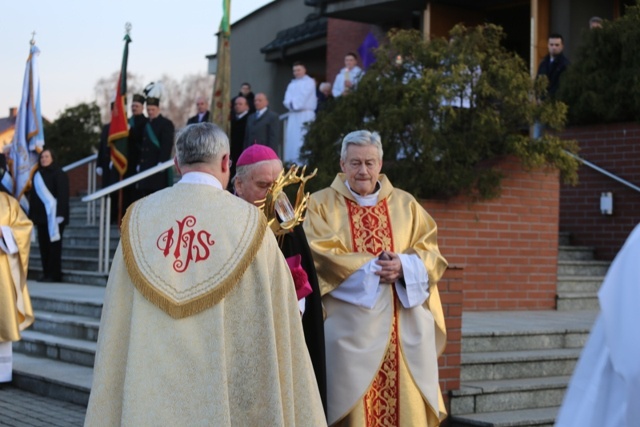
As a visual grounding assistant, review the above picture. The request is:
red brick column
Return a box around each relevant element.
[560,122,640,260]
[422,156,560,311]
[438,266,464,410]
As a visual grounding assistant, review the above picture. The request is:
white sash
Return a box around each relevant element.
[33,171,60,242]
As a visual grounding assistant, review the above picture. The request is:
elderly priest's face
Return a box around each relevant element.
[340,144,382,197]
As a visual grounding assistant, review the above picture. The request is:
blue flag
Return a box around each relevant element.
[357,32,379,71]
[10,44,45,211]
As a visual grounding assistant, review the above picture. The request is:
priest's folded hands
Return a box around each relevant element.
[376,250,404,284]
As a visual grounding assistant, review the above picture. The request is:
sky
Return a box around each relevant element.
[1,0,272,121]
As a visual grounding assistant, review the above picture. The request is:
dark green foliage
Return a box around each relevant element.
[44,102,102,166]
[303,25,579,200]
[559,2,640,124]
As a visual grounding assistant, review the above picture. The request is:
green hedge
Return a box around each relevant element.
[302,25,578,200]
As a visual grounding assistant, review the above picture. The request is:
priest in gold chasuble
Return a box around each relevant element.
[85,123,326,427]
[0,192,34,383]
[303,130,448,426]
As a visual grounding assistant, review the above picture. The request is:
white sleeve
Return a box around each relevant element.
[394,253,430,308]
[332,72,344,97]
[0,225,18,254]
[329,259,382,309]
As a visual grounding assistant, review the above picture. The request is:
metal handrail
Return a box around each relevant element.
[565,151,640,194]
[62,153,97,172]
[82,160,175,202]
[81,159,176,274]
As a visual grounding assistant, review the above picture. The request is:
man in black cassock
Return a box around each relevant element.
[137,82,175,197]
[233,144,327,415]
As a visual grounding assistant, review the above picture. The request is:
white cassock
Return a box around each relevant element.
[332,66,363,98]
[283,75,317,164]
[556,223,640,427]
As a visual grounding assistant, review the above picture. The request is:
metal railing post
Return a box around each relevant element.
[98,197,105,273]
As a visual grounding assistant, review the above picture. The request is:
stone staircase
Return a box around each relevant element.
[449,232,606,426]
[556,232,609,311]
[27,198,118,286]
[12,282,102,406]
[13,197,112,405]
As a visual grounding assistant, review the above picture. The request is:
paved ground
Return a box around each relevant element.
[0,386,85,427]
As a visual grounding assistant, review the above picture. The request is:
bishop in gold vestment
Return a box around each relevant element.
[85,123,326,427]
[304,130,448,426]
[0,192,34,383]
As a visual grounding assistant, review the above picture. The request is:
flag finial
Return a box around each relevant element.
[125,22,132,36]
[30,31,36,46]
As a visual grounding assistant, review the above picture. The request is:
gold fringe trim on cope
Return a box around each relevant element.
[121,203,267,319]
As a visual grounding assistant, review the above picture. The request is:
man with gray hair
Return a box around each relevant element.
[304,130,449,426]
[85,122,326,426]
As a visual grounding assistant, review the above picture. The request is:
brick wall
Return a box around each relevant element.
[560,122,640,261]
[438,266,463,410]
[67,164,91,197]
[325,19,374,86]
[423,157,560,311]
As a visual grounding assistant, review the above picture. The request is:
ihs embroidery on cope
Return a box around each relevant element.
[156,215,215,273]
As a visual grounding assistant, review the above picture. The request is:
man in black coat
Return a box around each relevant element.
[230,96,250,179]
[137,83,175,197]
[243,93,281,156]
[186,96,210,125]
[126,94,147,207]
[231,82,255,114]
[536,33,570,98]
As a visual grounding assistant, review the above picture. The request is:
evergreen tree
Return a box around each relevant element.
[303,25,578,199]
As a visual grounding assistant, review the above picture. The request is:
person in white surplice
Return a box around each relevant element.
[0,191,34,384]
[556,223,640,427]
[283,61,317,164]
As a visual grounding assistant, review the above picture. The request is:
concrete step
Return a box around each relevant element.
[557,245,594,261]
[13,330,96,367]
[461,348,581,381]
[462,329,588,354]
[556,292,599,311]
[556,275,603,293]
[28,267,109,286]
[30,310,100,342]
[30,254,102,272]
[556,260,610,276]
[58,225,120,239]
[11,353,92,407]
[451,375,569,414]
[450,406,558,427]
[29,244,117,259]
[28,281,104,318]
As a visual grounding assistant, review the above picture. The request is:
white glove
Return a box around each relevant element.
[56,217,64,224]
[96,167,103,176]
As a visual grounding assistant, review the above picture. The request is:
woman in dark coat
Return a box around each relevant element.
[28,149,69,282]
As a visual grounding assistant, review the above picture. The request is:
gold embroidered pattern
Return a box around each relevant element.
[363,298,400,426]
[345,199,394,256]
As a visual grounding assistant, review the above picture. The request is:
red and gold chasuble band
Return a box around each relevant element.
[346,198,401,426]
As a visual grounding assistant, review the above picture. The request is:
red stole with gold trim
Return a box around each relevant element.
[346,198,401,426]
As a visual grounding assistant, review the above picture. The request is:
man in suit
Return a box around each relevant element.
[244,93,281,156]
[186,96,210,125]
[230,96,250,179]
[137,82,175,197]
